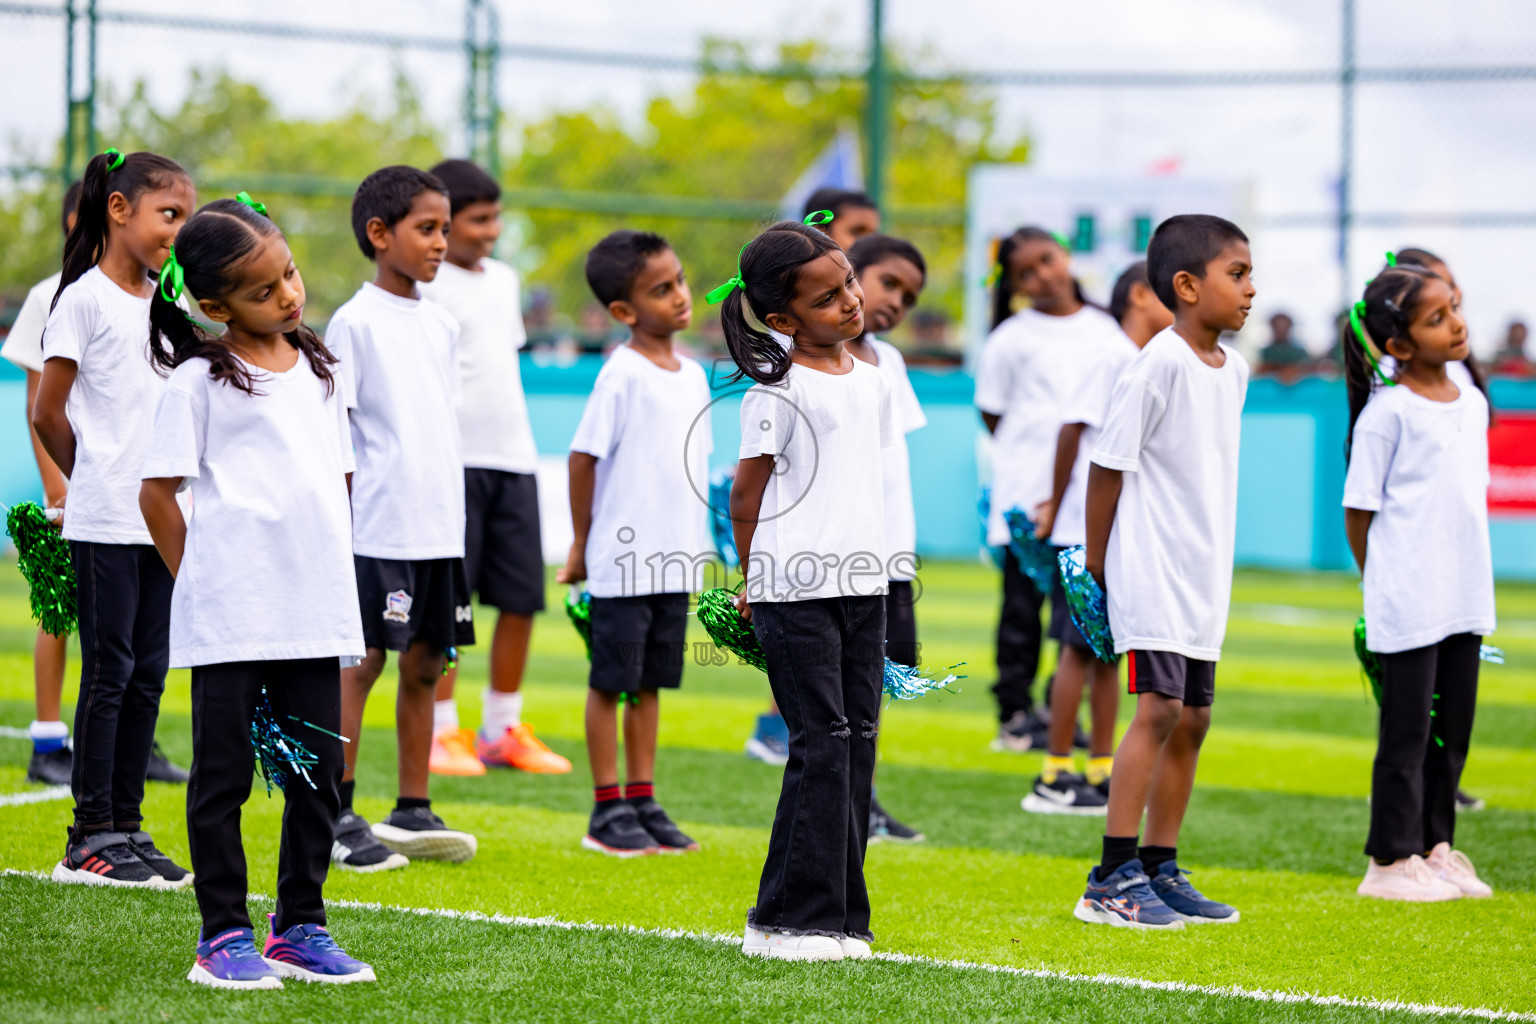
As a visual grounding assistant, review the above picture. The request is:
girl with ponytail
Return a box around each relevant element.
[137,196,372,988]
[31,148,196,894]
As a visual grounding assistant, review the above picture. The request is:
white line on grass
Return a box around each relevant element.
[0,726,32,739]
[0,786,69,807]
[3,868,1530,1022]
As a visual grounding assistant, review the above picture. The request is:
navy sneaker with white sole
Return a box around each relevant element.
[1073,858,1184,930]
[52,830,164,888]
[371,806,477,863]
[1022,772,1107,816]
[126,830,194,889]
[582,801,659,857]
[187,928,283,990]
[1149,860,1240,924]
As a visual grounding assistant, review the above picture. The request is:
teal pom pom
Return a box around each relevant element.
[883,659,964,701]
[5,501,76,637]
[1057,546,1115,662]
[696,587,767,671]
[709,467,739,571]
[250,687,347,795]
[1003,508,1055,595]
[566,586,593,660]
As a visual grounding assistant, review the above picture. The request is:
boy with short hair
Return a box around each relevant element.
[803,188,881,253]
[557,230,711,856]
[1075,214,1253,929]
[420,158,570,777]
[327,165,477,871]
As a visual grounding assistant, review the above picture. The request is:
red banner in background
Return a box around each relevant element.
[1488,412,1536,513]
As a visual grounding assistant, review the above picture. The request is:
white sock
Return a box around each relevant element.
[29,720,68,741]
[432,698,459,734]
[482,688,523,736]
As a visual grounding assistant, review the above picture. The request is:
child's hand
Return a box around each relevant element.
[733,590,753,622]
[556,543,587,585]
[1086,559,1105,590]
[1031,499,1056,541]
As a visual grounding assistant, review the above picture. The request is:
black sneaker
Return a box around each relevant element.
[869,797,925,843]
[1071,719,1090,750]
[125,830,194,889]
[331,810,409,873]
[1456,788,1487,812]
[52,830,163,888]
[630,798,700,853]
[1021,772,1108,816]
[26,745,72,786]
[581,801,660,858]
[992,709,1049,753]
[371,805,478,863]
[146,741,190,784]
[1092,776,1111,800]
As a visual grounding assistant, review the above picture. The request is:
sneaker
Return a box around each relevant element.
[990,709,1051,753]
[742,924,771,957]
[430,727,487,777]
[125,830,194,889]
[1149,861,1239,923]
[581,801,659,857]
[1426,842,1493,898]
[869,798,925,842]
[371,806,477,863]
[1092,776,1111,800]
[1073,858,1185,929]
[745,712,789,766]
[331,810,409,873]
[52,830,164,888]
[764,933,843,961]
[1455,788,1486,812]
[631,798,700,852]
[1357,855,1463,902]
[262,914,376,983]
[26,746,72,786]
[187,928,284,990]
[476,723,572,774]
[146,741,190,784]
[1022,772,1108,816]
[838,936,873,959]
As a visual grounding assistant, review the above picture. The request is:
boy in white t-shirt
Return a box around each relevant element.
[420,159,570,778]
[558,230,712,857]
[326,166,477,871]
[1075,215,1252,929]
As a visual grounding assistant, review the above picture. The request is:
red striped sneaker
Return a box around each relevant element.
[52,830,164,888]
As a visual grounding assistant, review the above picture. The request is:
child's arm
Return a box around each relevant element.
[1036,421,1085,539]
[557,452,598,584]
[1344,508,1373,573]
[139,477,187,576]
[31,359,78,479]
[1083,462,1123,588]
[23,369,68,507]
[730,454,774,620]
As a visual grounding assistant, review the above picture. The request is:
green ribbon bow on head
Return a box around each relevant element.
[235,191,268,217]
[803,209,835,228]
[101,148,125,172]
[158,246,186,304]
[1052,231,1071,251]
[1384,250,1397,268]
[1349,299,1396,387]
[706,243,749,306]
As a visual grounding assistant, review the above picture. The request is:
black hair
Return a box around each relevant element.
[988,226,1091,329]
[847,233,926,280]
[60,179,83,236]
[1145,214,1249,310]
[1394,248,1444,272]
[350,165,448,260]
[803,187,877,222]
[429,158,501,217]
[148,198,336,397]
[584,230,673,306]
[720,220,841,386]
[1109,261,1151,325]
[53,150,190,312]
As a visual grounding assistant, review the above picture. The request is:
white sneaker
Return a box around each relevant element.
[1357,855,1462,902]
[838,936,872,960]
[1426,842,1493,898]
[741,925,771,957]
[756,932,843,961]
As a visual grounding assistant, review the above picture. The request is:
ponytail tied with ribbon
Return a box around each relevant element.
[803,209,835,228]
[235,191,268,217]
[101,147,125,173]
[706,243,749,306]
[1349,300,1396,388]
[158,246,186,304]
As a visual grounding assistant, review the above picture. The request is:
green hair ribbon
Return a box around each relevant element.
[803,209,834,227]
[1384,250,1397,268]
[1053,231,1071,251]
[158,246,186,303]
[1349,300,1397,388]
[101,148,125,172]
[235,191,268,217]
[981,263,1003,289]
[706,243,749,306]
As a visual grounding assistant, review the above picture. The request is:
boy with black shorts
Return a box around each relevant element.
[327,165,477,871]
[1075,215,1253,928]
[557,230,711,856]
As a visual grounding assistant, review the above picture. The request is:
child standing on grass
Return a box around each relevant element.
[140,196,373,988]
[420,159,570,778]
[557,230,710,857]
[1342,263,1494,902]
[1026,262,1172,816]
[32,148,197,889]
[1075,215,1251,930]
[326,166,477,872]
[726,221,893,962]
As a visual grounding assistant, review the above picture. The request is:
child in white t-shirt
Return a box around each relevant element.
[557,230,711,857]
[1026,262,1172,815]
[325,166,476,871]
[1076,215,1252,929]
[32,148,197,890]
[722,220,894,962]
[139,195,373,988]
[419,160,569,778]
[1342,262,1495,902]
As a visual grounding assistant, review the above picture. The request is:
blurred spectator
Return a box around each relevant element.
[911,309,950,347]
[1257,313,1311,378]
[1493,320,1531,376]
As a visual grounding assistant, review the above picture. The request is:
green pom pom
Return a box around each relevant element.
[566,587,593,660]
[696,587,767,671]
[1354,616,1383,705]
[5,502,76,637]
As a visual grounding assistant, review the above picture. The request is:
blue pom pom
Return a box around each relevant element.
[1003,508,1056,596]
[250,687,348,795]
[883,658,965,701]
[1057,546,1116,662]
[710,466,739,571]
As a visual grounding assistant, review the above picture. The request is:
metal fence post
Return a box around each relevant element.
[864,0,886,208]
[1339,0,1355,310]
[465,0,501,178]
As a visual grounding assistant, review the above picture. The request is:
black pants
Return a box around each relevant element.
[188,658,343,937]
[749,596,884,941]
[992,548,1044,722]
[1366,633,1480,861]
[885,580,918,668]
[70,542,173,834]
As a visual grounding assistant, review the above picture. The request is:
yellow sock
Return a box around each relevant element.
[1086,756,1114,787]
[1042,754,1077,784]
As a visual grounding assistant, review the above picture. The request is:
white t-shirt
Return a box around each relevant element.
[1092,328,1250,660]
[870,339,926,581]
[1342,382,1495,653]
[41,267,164,545]
[974,306,1128,546]
[739,358,894,603]
[1053,332,1141,548]
[326,282,465,560]
[1,272,61,373]
[569,345,713,598]
[142,355,364,667]
[420,258,539,475]
[1380,353,1476,393]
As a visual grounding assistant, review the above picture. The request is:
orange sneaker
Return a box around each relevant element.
[429,727,487,776]
[477,723,572,774]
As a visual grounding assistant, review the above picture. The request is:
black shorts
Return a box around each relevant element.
[464,468,546,615]
[355,556,477,653]
[588,593,689,695]
[1126,649,1215,707]
[1047,577,1095,657]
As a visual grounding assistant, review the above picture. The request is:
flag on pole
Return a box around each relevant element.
[779,127,865,221]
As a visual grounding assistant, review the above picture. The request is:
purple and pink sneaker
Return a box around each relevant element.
[187,928,284,989]
[262,914,376,984]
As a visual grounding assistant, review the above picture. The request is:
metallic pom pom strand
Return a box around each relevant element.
[1057,546,1116,663]
[709,469,739,571]
[566,586,593,660]
[5,501,77,637]
[249,687,348,796]
[883,659,965,702]
[1003,508,1057,596]
[695,587,768,671]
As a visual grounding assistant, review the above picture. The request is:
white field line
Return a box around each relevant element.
[0,786,69,807]
[0,726,32,739]
[2,869,1532,1022]
[1232,603,1536,641]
